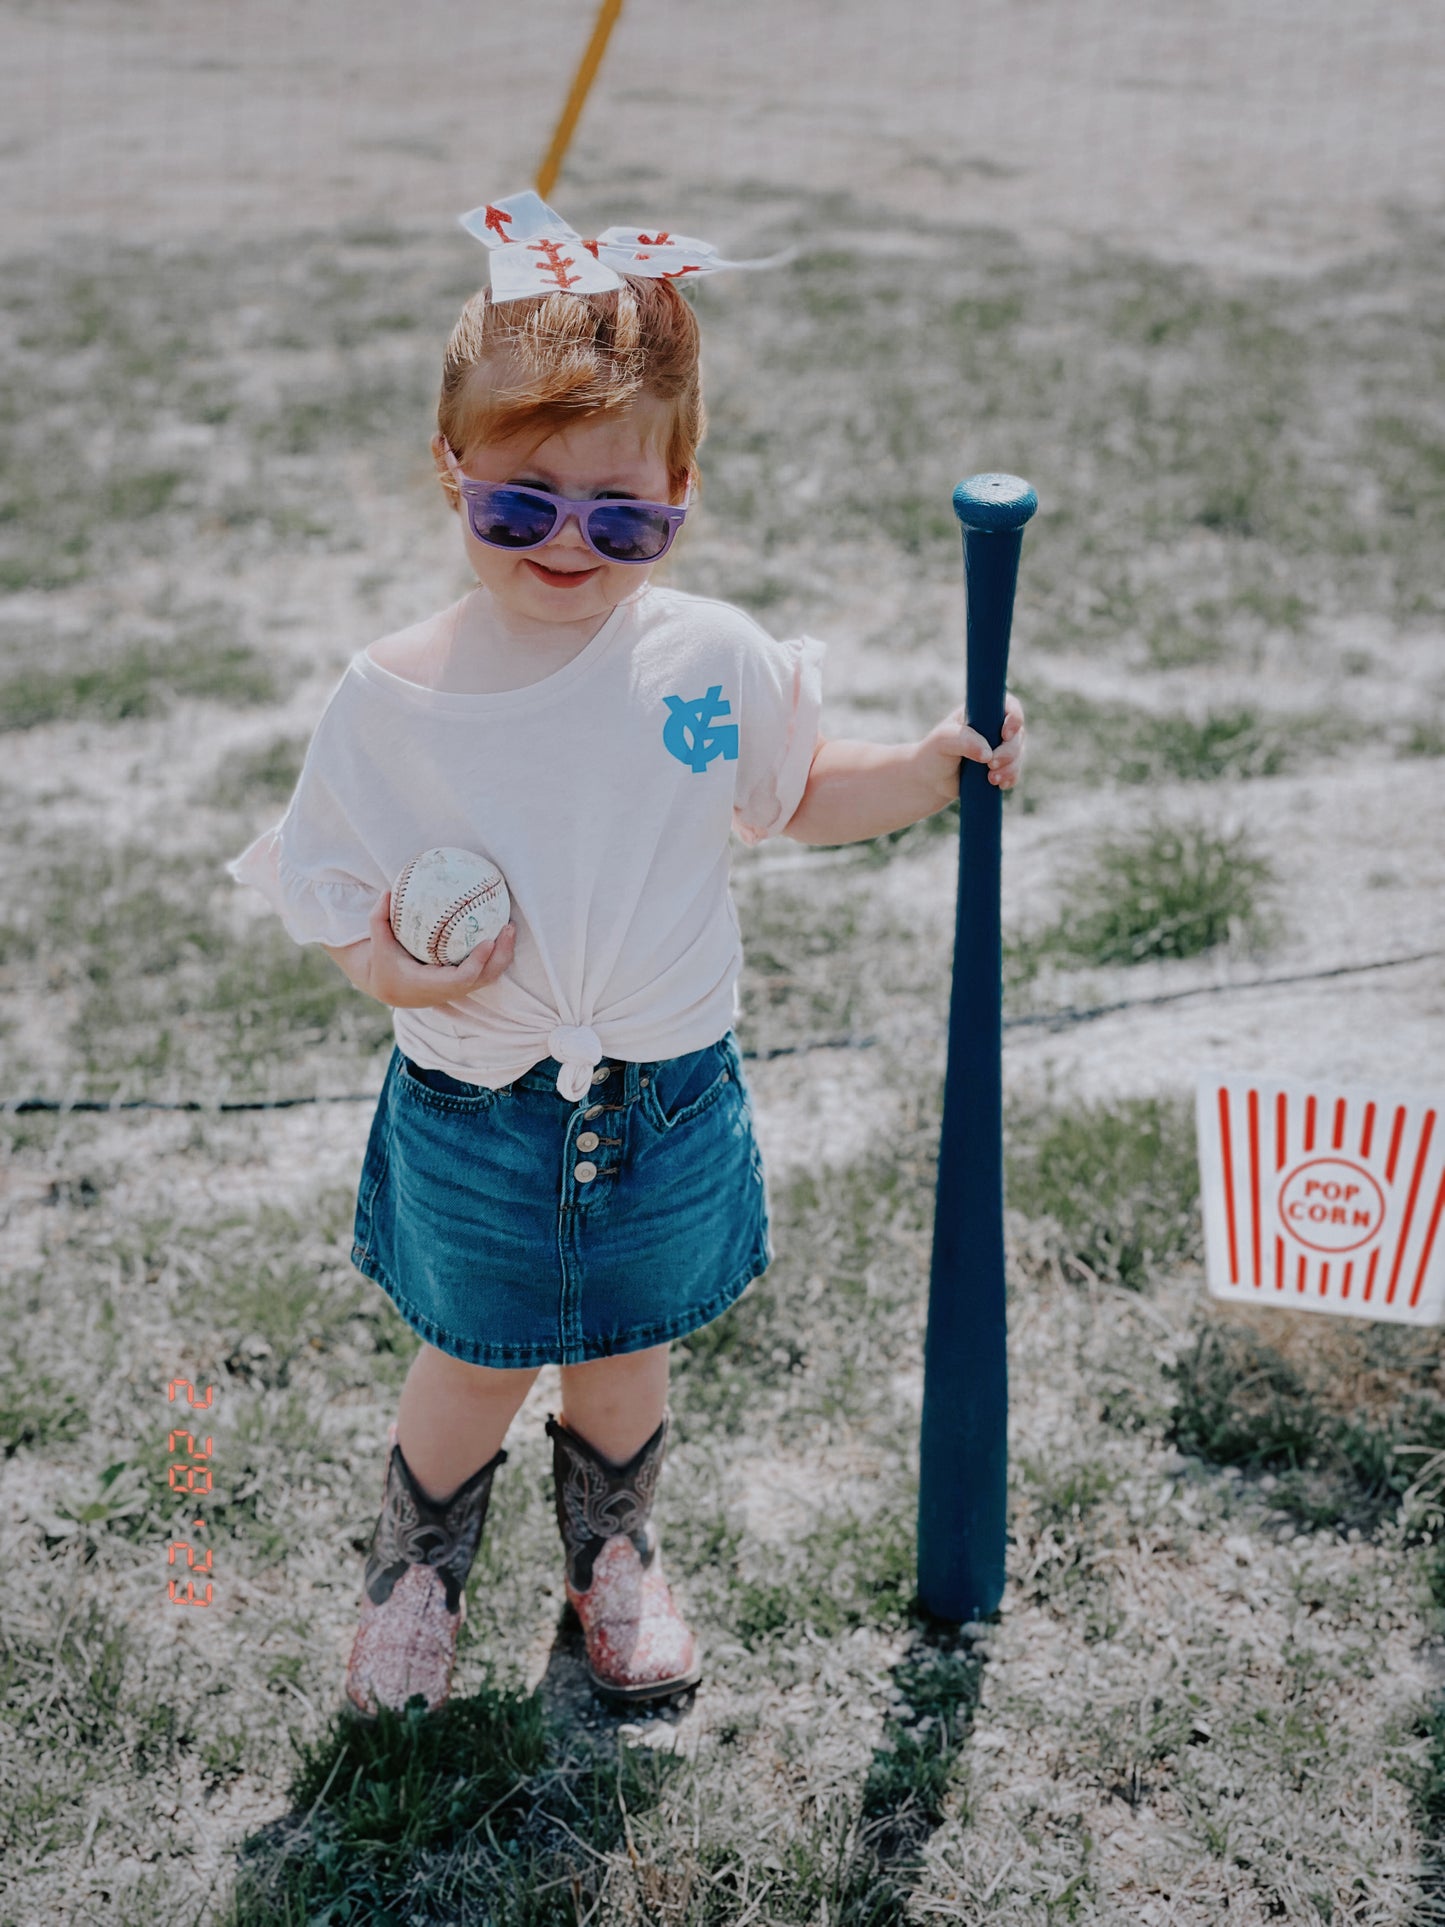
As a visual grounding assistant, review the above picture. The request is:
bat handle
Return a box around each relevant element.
[953,474,1038,745]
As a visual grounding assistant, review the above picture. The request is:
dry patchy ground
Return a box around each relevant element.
[2,4,1444,1923]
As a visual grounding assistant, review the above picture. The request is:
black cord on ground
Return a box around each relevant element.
[4,949,1439,1117]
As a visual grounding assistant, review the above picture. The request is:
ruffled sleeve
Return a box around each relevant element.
[731,631,826,846]
[226,668,387,948]
[226,823,380,949]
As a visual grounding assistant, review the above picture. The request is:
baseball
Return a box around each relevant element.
[390,847,511,966]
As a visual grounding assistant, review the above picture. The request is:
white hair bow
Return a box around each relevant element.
[459,190,786,304]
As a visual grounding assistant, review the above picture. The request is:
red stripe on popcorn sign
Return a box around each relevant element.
[1196,1072,1445,1325]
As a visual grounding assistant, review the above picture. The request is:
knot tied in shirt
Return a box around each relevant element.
[547,1024,604,1101]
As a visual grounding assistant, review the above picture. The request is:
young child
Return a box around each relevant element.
[227,191,1024,1718]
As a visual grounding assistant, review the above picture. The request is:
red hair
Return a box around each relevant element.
[435,276,704,508]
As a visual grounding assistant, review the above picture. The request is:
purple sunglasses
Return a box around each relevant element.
[442,444,691,564]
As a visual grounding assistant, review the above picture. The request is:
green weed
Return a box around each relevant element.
[1116,708,1336,783]
[1011,686,1333,794]
[0,1367,89,1457]
[1422,1541,1445,1612]
[207,732,308,809]
[227,1691,675,1927]
[1044,819,1276,965]
[947,291,1026,337]
[1020,1455,1119,1526]
[104,467,187,518]
[1358,413,1445,621]
[0,635,279,730]
[1402,1700,1445,1906]
[1170,1324,1322,1472]
[1142,613,1229,670]
[725,574,797,615]
[1403,717,1445,758]
[50,1457,153,1541]
[1169,1320,1445,1533]
[1007,1093,1201,1289]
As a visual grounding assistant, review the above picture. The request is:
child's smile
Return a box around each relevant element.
[435,400,684,640]
[522,554,602,589]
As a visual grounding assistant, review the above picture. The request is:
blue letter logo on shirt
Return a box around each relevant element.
[662,686,739,773]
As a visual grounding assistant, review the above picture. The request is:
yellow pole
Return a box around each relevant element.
[535,0,626,203]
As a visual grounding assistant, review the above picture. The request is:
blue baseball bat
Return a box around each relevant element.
[916,472,1037,1623]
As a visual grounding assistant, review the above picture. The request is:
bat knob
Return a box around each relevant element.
[952,473,1038,534]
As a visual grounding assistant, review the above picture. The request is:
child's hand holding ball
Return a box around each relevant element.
[322,847,517,1010]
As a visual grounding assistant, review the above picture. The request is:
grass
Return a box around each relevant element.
[0,632,281,730]
[1114,707,1334,783]
[1404,1702,1445,1917]
[729,872,881,1059]
[0,240,439,592]
[860,1640,983,1851]
[1403,718,1445,758]
[3,189,1441,632]
[0,835,393,1102]
[1006,1092,1201,1290]
[1005,684,1347,807]
[632,1637,985,1924]
[225,1658,978,1927]
[1037,818,1278,966]
[1168,1314,1445,1536]
[669,1273,811,1438]
[0,1583,234,1884]
[225,1691,675,1925]
[1,193,1442,1924]
[691,205,1444,645]
[3,1070,1439,1921]
[207,733,309,810]
[727,1501,916,1646]
[0,1369,90,1459]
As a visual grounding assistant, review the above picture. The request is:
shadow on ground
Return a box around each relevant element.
[220,1600,986,1925]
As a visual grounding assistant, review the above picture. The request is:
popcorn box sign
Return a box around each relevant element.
[1195,1073,1445,1324]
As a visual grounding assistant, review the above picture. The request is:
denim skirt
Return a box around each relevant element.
[351,1028,773,1368]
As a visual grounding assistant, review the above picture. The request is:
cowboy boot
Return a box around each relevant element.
[345,1423,505,1718]
[546,1409,701,1703]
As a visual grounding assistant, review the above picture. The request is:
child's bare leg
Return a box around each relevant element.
[558,1342,670,1462]
[396,1342,539,1498]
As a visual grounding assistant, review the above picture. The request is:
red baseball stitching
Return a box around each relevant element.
[391,857,420,944]
[429,878,507,965]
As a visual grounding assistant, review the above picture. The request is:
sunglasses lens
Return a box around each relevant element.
[469,487,557,550]
[586,503,674,562]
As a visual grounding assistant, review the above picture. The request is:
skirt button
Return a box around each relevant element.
[574,1161,598,1183]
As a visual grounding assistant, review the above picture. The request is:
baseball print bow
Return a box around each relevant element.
[459,190,788,303]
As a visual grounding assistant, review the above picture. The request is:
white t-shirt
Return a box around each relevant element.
[227,581,826,1099]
